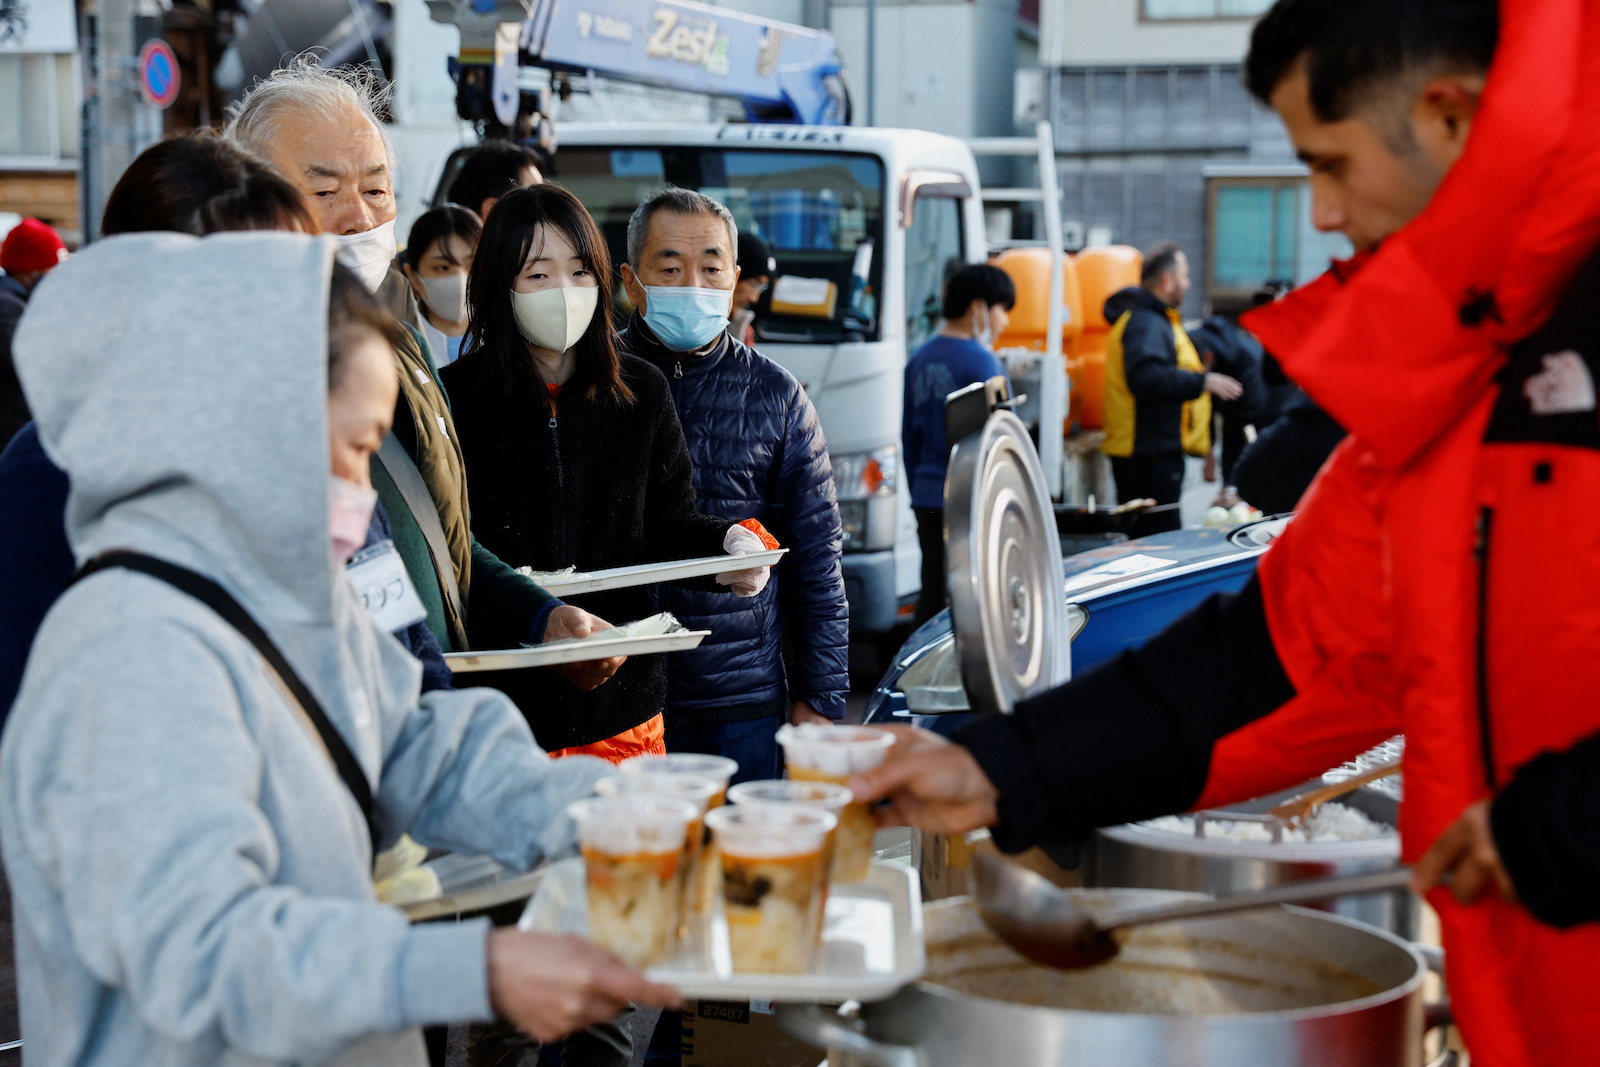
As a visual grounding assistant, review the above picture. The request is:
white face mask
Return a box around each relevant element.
[511,285,599,353]
[419,272,468,323]
[975,304,994,350]
[335,219,397,293]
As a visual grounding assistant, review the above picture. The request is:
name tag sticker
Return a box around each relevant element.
[347,540,427,632]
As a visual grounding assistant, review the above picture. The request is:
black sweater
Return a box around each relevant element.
[440,352,732,750]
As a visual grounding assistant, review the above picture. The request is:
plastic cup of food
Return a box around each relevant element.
[566,795,699,969]
[728,779,855,884]
[704,803,837,975]
[620,753,739,808]
[595,772,721,932]
[621,754,741,912]
[776,724,895,882]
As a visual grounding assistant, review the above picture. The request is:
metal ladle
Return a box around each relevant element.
[973,852,1416,970]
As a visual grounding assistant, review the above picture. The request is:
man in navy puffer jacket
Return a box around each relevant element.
[620,188,849,785]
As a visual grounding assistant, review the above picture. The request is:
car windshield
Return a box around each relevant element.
[554,146,885,342]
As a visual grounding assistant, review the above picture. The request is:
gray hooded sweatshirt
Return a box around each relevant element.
[0,232,608,1066]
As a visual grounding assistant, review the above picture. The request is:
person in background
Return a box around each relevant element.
[445,181,771,1067]
[228,58,621,692]
[0,133,317,726]
[621,187,848,765]
[1230,283,1349,514]
[728,230,775,345]
[902,264,1015,626]
[443,183,771,761]
[1,231,677,1065]
[450,139,543,222]
[403,205,480,368]
[1101,242,1242,536]
[1187,315,1270,503]
[0,219,67,452]
[618,185,848,1067]
[1232,388,1347,514]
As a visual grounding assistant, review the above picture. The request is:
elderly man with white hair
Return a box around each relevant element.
[227,58,624,684]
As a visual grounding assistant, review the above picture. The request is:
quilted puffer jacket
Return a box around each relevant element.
[623,316,849,723]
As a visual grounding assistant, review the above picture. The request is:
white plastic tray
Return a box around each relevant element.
[444,629,710,673]
[529,549,787,596]
[400,854,545,922]
[519,856,924,1003]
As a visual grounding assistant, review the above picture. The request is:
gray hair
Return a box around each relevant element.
[226,54,396,170]
[626,187,738,267]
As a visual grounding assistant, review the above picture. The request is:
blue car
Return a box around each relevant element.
[862,517,1291,735]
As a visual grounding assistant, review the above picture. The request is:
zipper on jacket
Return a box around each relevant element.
[1473,506,1499,791]
[549,412,567,562]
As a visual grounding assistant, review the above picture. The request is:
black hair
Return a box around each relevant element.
[449,141,542,216]
[1245,0,1498,121]
[1140,241,1185,287]
[328,261,406,391]
[102,131,314,237]
[463,183,634,409]
[406,204,482,270]
[941,264,1016,321]
[737,231,775,279]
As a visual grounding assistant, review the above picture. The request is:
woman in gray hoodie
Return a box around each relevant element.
[0,231,676,1065]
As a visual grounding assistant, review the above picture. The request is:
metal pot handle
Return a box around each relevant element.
[775,1004,922,1067]
[1413,941,1454,1035]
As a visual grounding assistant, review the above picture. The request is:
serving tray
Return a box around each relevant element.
[518,856,924,1002]
[444,629,710,673]
[523,548,787,596]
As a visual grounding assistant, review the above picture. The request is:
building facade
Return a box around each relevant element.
[1,0,82,244]
[1023,0,1349,316]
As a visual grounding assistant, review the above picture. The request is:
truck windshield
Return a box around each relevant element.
[555,146,885,343]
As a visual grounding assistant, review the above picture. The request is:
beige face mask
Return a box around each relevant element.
[510,285,599,352]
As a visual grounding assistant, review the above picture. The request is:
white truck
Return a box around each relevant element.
[549,122,994,641]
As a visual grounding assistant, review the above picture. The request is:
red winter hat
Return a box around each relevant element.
[1,218,67,275]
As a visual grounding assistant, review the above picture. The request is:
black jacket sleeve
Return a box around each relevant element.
[1233,392,1348,514]
[465,539,561,648]
[955,573,1295,853]
[1122,309,1206,403]
[1490,731,1600,928]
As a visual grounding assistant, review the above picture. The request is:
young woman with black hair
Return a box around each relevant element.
[440,183,771,765]
[402,205,480,367]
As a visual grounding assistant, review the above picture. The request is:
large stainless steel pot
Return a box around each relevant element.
[1085,784,1418,939]
[782,892,1431,1067]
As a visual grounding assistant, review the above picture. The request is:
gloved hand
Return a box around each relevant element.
[716,523,774,597]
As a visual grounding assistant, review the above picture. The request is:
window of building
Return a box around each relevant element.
[0,53,79,164]
[1205,175,1351,313]
[903,194,964,352]
[1142,0,1273,20]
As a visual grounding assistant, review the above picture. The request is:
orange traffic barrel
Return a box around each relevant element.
[992,246,1083,351]
[1074,245,1143,331]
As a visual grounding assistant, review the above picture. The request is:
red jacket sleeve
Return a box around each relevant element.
[1195,440,1402,810]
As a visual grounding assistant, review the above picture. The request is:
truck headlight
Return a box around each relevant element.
[833,446,898,553]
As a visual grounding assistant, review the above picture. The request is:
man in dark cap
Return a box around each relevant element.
[729,231,775,345]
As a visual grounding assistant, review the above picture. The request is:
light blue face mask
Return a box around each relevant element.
[642,285,732,352]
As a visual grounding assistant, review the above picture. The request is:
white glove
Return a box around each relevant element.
[716,524,771,597]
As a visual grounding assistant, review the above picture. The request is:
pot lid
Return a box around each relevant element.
[945,409,1068,714]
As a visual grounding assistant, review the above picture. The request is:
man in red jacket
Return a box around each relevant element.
[853,1,1600,1063]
